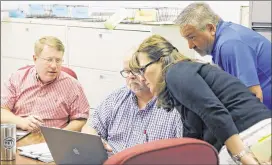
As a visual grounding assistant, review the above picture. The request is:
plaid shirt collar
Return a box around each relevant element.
[32,67,60,86]
[130,90,157,111]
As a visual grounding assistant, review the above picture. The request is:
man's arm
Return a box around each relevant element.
[1,107,43,132]
[81,121,98,134]
[66,83,90,131]
[220,40,262,101]
[1,107,23,125]
[1,73,18,124]
[80,90,121,152]
[1,72,44,132]
[81,116,113,152]
[248,85,263,102]
[63,119,87,132]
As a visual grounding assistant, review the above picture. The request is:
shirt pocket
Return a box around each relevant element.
[37,96,69,120]
[147,125,175,142]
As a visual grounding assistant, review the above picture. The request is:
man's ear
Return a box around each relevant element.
[206,24,216,36]
[33,55,37,62]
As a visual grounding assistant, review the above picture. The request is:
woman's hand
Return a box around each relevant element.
[259,156,271,165]
[241,153,271,165]
[240,152,259,165]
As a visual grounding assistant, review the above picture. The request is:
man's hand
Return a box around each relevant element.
[101,138,113,152]
[248,85,263,102]
[81,123,112,152]
[18,115,44,133]
[83,132,113,152]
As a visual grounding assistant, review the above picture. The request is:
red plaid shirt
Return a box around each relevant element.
[1,66,90,128]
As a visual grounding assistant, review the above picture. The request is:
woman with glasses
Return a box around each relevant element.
[129,35,271,165]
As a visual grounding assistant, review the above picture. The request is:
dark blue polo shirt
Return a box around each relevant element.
[211,20,271,110]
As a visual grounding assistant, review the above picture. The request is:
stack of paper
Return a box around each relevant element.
[16,130,30,141]
[18,143,54,163]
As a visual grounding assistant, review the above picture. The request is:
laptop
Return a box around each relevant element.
[40,126,108,165]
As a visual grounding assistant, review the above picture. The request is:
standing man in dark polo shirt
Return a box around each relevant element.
[174,2,271,110]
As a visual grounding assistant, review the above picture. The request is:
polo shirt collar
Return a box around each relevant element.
[211,19,225,56]
[32,67,60,86]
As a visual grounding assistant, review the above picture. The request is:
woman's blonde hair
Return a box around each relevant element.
[129,34,195,111]
[34,36,65,56]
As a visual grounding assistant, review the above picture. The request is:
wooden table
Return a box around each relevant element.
[1,132,55,165]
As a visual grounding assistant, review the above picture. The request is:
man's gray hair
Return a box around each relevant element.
[174,2,221,30]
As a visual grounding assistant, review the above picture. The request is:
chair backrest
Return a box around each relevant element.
[18,65,78,79]
[103,138,219,165]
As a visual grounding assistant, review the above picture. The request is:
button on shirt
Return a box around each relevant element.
[89,87,183,155]
[1,66,90,128]
[211,19,271,110]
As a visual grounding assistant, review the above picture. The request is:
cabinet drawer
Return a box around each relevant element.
[70,66,126,109]
[1,22,67,63]
[68,27,151,71]
[151,26,196,58]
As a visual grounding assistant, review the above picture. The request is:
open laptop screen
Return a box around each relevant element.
[40,126,108,165]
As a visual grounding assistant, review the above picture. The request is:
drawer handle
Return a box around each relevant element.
[100,75,113,80]
[25,28,29,32]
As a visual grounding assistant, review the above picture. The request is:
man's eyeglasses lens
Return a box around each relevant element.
[120,70,136,78]
[40,57,63,65]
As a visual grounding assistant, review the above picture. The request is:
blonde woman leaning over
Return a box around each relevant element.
[129,34,271,165]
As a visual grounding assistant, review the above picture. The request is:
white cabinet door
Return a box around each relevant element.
[1,57,34,87]
[258,31,272,42]
[70,66,126,109]
[1,22,67,63]
[251,1,271,23]
[68,27,151,71]
[240,6,250,28]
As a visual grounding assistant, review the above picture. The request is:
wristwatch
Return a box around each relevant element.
[232,147,251,163]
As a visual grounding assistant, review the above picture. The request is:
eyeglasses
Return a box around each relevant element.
[135,57,162,76]
[120,70,136,78]
[39,57,63,65]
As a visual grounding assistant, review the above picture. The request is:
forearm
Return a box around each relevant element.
[225,134,257,164]
[1,107,23,126]
[81,122,98,135]
[248,85,263,102]
[63,119,87,132]
[225,134,246,155]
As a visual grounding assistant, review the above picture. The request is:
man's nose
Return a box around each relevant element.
[49,60,58,68]
[188,40,196,49]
